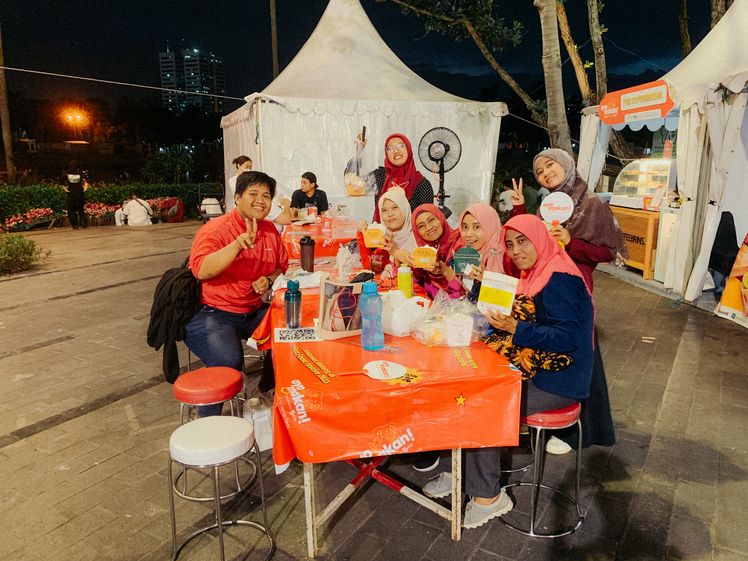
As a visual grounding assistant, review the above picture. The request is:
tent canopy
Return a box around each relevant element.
[662,0,748,109]
[221,0,506,223]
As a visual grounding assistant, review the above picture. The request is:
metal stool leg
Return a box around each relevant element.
[529,428,544,534]
[501,421,584,538]
[253,442,272,536]
[213,466,226,561]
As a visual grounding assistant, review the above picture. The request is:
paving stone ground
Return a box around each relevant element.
[1,221,747,561]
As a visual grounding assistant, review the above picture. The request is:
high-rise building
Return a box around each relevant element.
[159,47,226,113]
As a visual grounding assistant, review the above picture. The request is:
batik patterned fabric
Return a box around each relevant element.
[482,295,573,378]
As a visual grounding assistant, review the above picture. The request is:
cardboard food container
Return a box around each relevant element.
[363,225,386,248]
[411,246,438,269]
[452,247,481,274]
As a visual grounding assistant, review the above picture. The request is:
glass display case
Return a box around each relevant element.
[610,158,676,210]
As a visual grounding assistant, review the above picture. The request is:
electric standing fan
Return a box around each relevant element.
[418,127,462,219]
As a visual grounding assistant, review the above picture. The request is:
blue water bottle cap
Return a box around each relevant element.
[362,280,378,294]
[287,279,300,292]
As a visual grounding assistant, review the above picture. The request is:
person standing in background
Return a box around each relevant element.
[226,155,253,212]
[63,160,88,229]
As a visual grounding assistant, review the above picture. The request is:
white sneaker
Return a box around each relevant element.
[546,435,572,455]
[422,472,452,498]
[463,491,513,529]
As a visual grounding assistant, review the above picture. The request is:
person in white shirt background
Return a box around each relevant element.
[121,191,154,226]
[498,183,515,213]
[225,155,254,212]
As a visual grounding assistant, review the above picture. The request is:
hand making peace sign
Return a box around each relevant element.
[510,178,525,206]
[235,217,258,250]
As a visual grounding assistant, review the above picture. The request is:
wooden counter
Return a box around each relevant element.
[610,206,660,280]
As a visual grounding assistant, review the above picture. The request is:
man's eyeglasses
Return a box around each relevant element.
[385,142,407,153]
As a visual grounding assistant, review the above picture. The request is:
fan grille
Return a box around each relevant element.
[418,127,462,173]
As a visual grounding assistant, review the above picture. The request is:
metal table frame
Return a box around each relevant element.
[302,449,462,558]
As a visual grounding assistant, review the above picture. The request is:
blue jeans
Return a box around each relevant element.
[185,304,269,416]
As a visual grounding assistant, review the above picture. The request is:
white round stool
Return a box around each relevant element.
[167,416,275,561]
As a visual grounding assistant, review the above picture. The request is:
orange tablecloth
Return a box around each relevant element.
[271,292,522,466]
[281,217,358,259]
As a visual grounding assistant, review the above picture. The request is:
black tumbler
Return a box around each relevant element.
[300,235,315,272]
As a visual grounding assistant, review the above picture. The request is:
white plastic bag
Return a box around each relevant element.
[381,290,407,335]
[389,296,431,337]
[243,397,273,452]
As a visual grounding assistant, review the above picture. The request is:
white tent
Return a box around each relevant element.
[577,0,748,300]
[220,0,506,222]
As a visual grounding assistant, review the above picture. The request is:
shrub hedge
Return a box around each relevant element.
[0,234,52,275]
[0,182,223,222]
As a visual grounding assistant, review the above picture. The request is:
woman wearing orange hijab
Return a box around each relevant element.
[423,214,594,530]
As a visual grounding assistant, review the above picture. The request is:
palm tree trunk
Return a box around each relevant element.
[711,0,727,28]
[534,0,572,153]
[556,1,593,104]
[586,0,607,99]
[679,0,692,56]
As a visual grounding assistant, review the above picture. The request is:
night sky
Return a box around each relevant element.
[1,0,712,110]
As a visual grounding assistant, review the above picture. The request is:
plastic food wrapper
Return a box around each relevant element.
[336,244,356,281]
[413,291,491,346]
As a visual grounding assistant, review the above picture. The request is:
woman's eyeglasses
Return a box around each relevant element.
[386,143,407,153]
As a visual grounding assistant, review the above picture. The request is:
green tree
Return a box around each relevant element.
[144,147,194,184]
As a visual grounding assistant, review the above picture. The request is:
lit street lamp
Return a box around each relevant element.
[61,107,89,140]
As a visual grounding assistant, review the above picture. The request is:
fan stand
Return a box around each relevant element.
[434,159,451,219]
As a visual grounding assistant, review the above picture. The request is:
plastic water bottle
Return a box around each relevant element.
[285,280,302,328]
[360,281,385,350]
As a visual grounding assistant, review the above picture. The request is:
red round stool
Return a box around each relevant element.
[173,367,244,424]
[501,402,584,538]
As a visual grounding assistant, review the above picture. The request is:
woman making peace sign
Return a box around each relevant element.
[186,171,289,415]
[510,148,626,453]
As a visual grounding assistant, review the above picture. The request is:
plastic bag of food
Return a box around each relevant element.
[344,138,375,196]
[413,291,490,346]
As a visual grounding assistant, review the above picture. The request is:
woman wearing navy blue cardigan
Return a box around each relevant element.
[422,214,594,530]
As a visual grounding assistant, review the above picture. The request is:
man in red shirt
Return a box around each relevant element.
[186,171,289,415]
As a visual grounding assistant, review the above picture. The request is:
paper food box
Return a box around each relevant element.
[476,270,519,316]
[452,247,481,274]
[363,224,386,248]
[411,246,438,269]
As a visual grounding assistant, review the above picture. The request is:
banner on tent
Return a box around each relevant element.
[714,233,748,329]
[598,80,675,126]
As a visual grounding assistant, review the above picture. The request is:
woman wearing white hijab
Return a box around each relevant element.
[378,186,417,271]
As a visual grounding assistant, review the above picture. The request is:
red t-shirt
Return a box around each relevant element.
[190,210,289,314]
